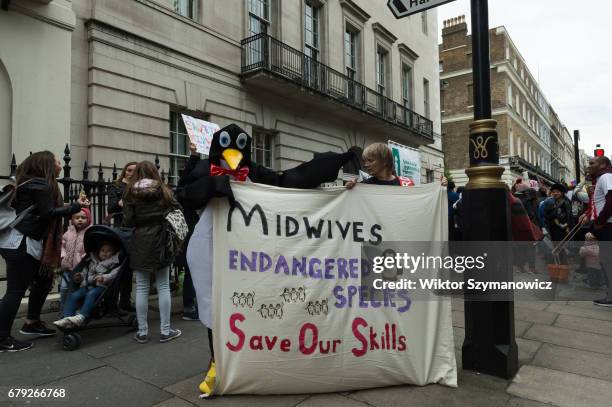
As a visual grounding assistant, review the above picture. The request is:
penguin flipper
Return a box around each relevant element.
[278,150,358,189]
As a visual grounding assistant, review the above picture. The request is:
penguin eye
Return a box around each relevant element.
[236,133,248,149]
[219,131,231,148]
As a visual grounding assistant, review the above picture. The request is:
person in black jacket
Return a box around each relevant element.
[107,161,137,226]
[0,151,89,352]
[544,183,573,264]
[123,161,182,344]
[107,161,137,312]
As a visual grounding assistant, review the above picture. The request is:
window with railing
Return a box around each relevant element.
[174,0,196,19]
[251,130,274,169]
[304,2,320,87]
[169,111,190,186]
[344,28,358,101]
[247,0,270,65]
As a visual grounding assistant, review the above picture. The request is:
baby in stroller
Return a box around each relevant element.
[53,240,121,329]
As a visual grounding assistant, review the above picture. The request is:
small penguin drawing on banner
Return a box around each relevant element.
[290,288,298,302]
[306,301,315,316]
[321,298,329,315]
[281,288,291,303]
[298,286,306,302]
[231,292,239,307]
[246,292,255,308]
[259,304,268,319]
[276,303,284,319]
[314,300,322,315]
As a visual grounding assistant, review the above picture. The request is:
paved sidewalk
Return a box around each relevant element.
[1,297,612,407]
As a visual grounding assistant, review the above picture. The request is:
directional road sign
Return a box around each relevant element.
[387,0,457,19]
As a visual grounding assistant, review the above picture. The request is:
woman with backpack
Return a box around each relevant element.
[122,161,183,344]
[0,151,89,352]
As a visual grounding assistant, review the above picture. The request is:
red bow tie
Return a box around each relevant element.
[210,163,250,182]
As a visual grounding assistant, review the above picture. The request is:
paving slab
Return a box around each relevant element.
[514,307,558,325]
[505,397,557,407]
[554,314,612,337]
[0,338,104,386]
[515,301,552,311]
[349,371,510,407]
[296,394,370,407]
[516,338,542,364]
[19,366,172,407]
[507,365,612,407]
[532,343,612,380]
[524,324,612,356]
[546,303,612,322]
[164,374,310,407]
[152,397,196,407]
[102,334,211,388]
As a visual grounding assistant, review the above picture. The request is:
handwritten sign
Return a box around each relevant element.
[181,114,219,155]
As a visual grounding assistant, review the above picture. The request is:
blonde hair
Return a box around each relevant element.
[362,143,394,173]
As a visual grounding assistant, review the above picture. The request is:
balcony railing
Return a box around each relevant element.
[240,33,433,140]
[506,155,559,184]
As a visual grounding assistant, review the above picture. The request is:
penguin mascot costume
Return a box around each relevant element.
[177,123,357,397]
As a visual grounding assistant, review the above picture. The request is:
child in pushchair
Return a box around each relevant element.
[52,226,134,350]
[54,240,120,328]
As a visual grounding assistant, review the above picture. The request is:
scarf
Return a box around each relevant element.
[40,190,65,277]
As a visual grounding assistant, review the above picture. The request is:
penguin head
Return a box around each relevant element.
[210,124,251,170]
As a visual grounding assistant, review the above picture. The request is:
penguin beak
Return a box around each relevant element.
[222,148,243,170]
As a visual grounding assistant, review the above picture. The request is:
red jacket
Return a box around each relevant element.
[509,192,537,241]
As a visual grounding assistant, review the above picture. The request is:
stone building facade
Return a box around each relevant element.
[0,0,75,173]
[0,0,445,184]
[439,16,574,187]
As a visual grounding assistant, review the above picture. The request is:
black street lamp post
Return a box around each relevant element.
[461,0,519,379]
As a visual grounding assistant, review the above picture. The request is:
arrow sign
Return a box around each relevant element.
[387,0,457,19]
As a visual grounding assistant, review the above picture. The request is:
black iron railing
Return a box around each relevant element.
[507,155,559,184]
[240,33,434,140]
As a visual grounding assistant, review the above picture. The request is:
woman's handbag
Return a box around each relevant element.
[162,208,188,262]
[0,179,35,231]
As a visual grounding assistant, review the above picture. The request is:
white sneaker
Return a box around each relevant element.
[67,314,86,327]
[53,318,74,329]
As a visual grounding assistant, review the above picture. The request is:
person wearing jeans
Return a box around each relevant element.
[135,266,171,337]
[122,161,183,343]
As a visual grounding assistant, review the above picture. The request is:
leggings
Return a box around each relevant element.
[0,239,52,337]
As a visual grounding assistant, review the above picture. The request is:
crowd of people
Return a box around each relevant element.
[0,138,610,398]
[447,155,612,306]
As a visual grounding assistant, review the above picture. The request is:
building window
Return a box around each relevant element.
[304,2,320,60]
[423,78,430,118]
[174,0,196,19]
[344,27,359,101]
[402,64,413,109]
[507,84,513,106]
[515,93,520,111]
[421,11,428,35]
[169,111,190,186]
[249,0,270,36]
[251,130,274,169]
[426,168,434,183]
[304,2,320,87]
[376,48,388,96]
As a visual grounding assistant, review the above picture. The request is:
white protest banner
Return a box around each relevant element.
[210,182,456,395]
[181,114,219,155]
[389,141,421,185]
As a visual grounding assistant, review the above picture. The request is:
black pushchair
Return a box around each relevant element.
[58,225,137,351]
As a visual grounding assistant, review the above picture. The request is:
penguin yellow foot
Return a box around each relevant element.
[198,361,216,398]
